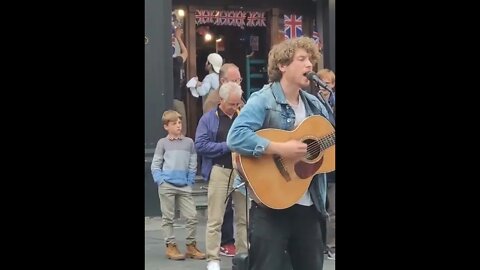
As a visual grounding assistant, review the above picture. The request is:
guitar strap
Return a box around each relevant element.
[305,80,335,126]
[307,91,336,127]
[319,94,335,125]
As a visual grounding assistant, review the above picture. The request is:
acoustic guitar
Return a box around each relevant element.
[234,115,335,209]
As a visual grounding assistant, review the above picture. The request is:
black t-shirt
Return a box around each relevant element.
[173,56,184,101]
[212,108,237,169]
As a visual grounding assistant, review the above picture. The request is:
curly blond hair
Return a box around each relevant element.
[268,36,320,82]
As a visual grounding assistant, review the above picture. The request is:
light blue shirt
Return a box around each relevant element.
[196,72,219,103]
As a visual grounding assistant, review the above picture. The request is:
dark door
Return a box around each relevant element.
[145,0,173,216]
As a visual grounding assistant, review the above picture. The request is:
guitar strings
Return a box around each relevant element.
[277,133,335,163]
[305,133,335,152]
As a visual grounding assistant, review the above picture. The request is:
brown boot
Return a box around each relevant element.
[185,241,206,260]
[166,243,186,260]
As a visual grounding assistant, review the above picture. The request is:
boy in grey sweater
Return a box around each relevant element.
[151,110,205,260]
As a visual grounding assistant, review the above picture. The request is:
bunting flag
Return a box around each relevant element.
[313,30,323,51]
[312,19,322,50]
[284,14,303,39]
[313,30,320,45]
[226,11,236,26]
[218,11,228,25]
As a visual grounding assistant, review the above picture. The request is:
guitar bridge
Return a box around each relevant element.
[273,154,291,181]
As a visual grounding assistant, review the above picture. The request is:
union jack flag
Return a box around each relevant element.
[284,14,303,39]
[312,30,320,44]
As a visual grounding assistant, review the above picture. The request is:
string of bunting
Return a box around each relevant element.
[195,10,266,28]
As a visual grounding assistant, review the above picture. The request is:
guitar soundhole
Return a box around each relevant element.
[304,139,321,161]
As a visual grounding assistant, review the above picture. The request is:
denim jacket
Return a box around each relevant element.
[227,81,330,217]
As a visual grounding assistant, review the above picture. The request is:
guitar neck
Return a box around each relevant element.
[317,133,335,152]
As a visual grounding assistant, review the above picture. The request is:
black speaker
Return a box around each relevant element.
[232,251,293,270]
[232,253,249,270]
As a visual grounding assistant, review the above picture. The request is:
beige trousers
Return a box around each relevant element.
[158,182,198,245]
[206,165,250,261]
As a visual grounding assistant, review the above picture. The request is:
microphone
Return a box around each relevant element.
[304,71,333,93]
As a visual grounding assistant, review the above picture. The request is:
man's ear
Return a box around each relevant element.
[278,63,286,73]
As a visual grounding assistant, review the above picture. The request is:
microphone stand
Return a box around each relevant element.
[224,182,246,204]
[225,180,251,269]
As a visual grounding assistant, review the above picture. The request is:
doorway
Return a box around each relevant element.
[195,24,268,101]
